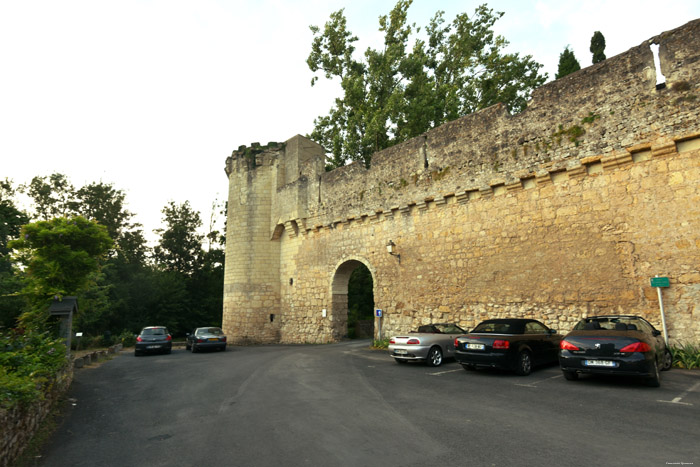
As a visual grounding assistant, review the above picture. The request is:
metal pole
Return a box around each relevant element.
[655,276,669,345]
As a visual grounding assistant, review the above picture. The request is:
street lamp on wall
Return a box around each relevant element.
[386,240,401,264]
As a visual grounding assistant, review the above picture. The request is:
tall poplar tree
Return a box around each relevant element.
[308,1,547,168]
[590,31,606,64]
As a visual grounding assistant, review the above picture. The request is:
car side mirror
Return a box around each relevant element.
[549,329,558,334]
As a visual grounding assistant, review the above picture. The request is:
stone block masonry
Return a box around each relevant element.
[223,19,700,344]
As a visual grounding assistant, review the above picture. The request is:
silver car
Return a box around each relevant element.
[186,327,227,353]
[389,323,466,366]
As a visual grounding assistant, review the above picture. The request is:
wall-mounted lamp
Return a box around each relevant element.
[386,240,401,264]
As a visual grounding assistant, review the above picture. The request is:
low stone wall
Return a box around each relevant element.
[72,343,123,368]
[0,364,73,467]
[0,343,123,467]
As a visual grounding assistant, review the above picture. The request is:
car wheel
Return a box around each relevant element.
[221,345,226,352]
[134,351,141,357]
[515,351,532,376]
[191,344,197,353]
[646,360,661,387]
[562,370,578,381]
[185,343,191,350]
[165,348,171,355]
[426,346,443,367]
[461,364,476,371]
[394,358,407,364]
[661,349,673,371]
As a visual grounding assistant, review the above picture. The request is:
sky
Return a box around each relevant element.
[2,0,699,246]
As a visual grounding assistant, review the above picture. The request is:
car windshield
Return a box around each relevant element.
[472,322,515,334]
[196,327,223,336]
[434,323,465,334]
[573,317,646,331]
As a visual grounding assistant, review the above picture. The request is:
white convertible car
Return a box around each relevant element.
[388,323,467,367]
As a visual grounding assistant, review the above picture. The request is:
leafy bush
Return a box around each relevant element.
[119,330,136,347]
[372,338,389,349]
[671,344,700,369]
[0,328,67,408]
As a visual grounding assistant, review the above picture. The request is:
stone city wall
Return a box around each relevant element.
[223,19,700,344]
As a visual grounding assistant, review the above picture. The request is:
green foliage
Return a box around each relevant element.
[119,330,137,347]
[9,216,112,304]
[4,172,226,343]
[671,344,700,369]
[0,179,30,328]
[70,182,133,243]
[590,31,606,64]
[581,112,600,124]
[308,1,547,168]
[372,338,390,349]
[21,173,74,221]
[555,46,580,79]
[0,328,67,408]
[153,201,204,275]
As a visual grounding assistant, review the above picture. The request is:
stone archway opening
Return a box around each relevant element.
[331,260,375,340]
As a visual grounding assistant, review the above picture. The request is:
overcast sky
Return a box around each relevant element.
[2,0,699,245]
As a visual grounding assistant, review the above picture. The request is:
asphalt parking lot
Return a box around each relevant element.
[36,340,700,467]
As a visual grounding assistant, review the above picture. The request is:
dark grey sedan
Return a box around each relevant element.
[186,327,227,353]
[134,326,172,356]
[559,315,673,387]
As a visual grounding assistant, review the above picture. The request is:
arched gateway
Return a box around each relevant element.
[330,259,375,341]
[222,20,700,345]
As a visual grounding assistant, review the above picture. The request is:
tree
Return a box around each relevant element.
[9,216,112,326]
[70,182,133,243]
[590,31,606,64]
[308,1,547,168]
[21,173,75,221]
[555,46,581,79]
[0,179,30,328]
[153,201,204,275]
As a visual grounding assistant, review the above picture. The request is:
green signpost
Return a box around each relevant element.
[650,276,670,344]
[650,277,670,288]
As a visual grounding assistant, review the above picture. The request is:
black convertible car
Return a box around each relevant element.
[454,319,561,376]
[559,315,673,387]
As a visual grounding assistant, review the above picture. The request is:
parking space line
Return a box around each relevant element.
[429,369,463,376]
[515,374,563,388]
[657,381,700,406]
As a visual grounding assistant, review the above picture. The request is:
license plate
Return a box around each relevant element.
[466,343,485,350]
[394,349,408,355]
[584,359,617,367]
[147,345,160,349]
[208,338,219,342]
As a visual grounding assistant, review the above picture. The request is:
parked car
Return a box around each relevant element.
[558,315,672,387]
[454,319,561,375]
[134,326,172,356]
[186,327,227,353]
[389,323,466,367]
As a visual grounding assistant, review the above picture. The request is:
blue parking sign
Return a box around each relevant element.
[375,309,382,317]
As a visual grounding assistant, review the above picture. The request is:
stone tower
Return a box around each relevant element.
[222,135,325,344]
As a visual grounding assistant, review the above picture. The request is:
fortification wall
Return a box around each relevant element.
[303,19,700,226]
[223,19,700,344]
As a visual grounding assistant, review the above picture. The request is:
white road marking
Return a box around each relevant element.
[515,374,563,388]
[429,369,463,376]
[657,381,700,406]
